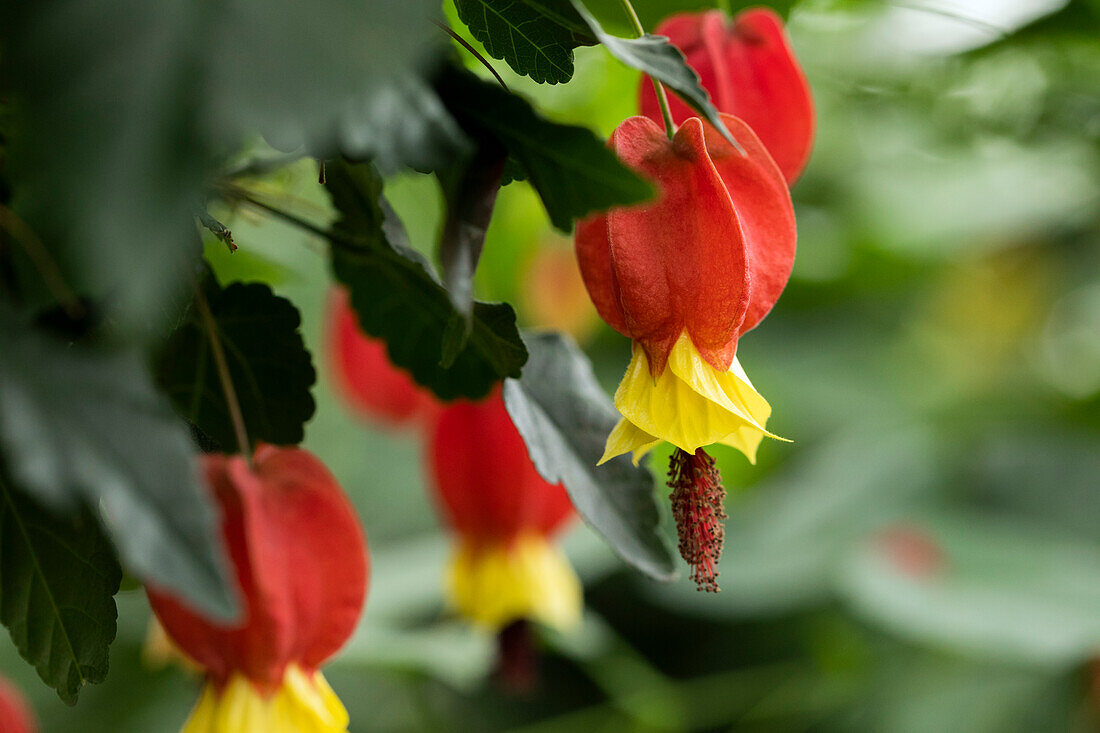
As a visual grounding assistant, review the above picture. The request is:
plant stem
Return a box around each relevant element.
[0,203,83,319]
[616,0,645,34]
[617,0,676,139]
[217,185,332,241]
[434,21,508,90]
[192,279,250,460]
[716,0,732,16]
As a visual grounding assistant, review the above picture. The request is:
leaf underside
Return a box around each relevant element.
[503,332,677,580]
[0,307,235,622]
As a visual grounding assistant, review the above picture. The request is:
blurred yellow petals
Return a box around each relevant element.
[448,534,582,632]
[182,667,348,733]
[602,333,778,463]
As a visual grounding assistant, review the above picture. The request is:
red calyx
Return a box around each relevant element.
[0,676,37,733]
[575,115,796,375]
[639,8,815,184]
[326,288,439,429]
[428,389,574,546]
[147,445,369,693]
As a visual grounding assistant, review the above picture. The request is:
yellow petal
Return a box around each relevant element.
[599,418,660,466]
[447,534,582,632]
[181,667,349,733]
[607,333,780,462]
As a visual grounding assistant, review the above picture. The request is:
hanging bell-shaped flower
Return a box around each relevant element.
[639,8,814,183]
[428,390,581,632]
[147,445,369,733]
[326,288,439,429]
[577,114,796,467]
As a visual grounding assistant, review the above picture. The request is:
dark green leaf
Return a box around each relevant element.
[453,0,596,84]
[0,307,235,621]
[156,279,316,452]
[438,143,506,324]
[501,157,528,185]
[439,70,654,230]
[570,1,737,145]
[502,332,676,580]
[331,71,471,174]
[0,0,447,338]
[0,477,121,703]
[326,161,527,400]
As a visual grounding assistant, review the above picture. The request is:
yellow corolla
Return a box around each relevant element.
[601,332,782,465]
[184,666,348,733]
[448,533,582,632]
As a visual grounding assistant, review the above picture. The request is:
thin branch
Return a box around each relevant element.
[0,203,83,319]
[192,279,250,460]
[216,184,333,242]
[220,152,306,181]
[435,21,509,90]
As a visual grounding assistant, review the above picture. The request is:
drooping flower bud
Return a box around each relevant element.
[639,8,814,183]
[427,390,581,633]
[577,114,796,467]
[147,445,369,733]
[326,288,438,428]
[0,676,37,733]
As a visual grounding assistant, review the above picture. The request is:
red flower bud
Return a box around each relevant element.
[428,391,581,630]
[325,288,439,428]
[147,445,368,732]
[0,677,36,733]
[430,390,572,544]
[576,114,796,377]
[639,8,815,183]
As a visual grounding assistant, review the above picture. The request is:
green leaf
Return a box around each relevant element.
[570,1,737,145]
[332,71,471,174]
[439,69,654,230]
[325,160,527,400]
[156,278,317,452]
[0,477,121,703]
[502,332,676,580]
[0,0,448,338]
[0,307,235,621]
[453,0,596,84]
[501,157,528,185]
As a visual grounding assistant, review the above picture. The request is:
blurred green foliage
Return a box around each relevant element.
[2,0,1099,730]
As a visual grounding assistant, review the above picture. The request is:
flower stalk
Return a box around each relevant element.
[617,0,676,139]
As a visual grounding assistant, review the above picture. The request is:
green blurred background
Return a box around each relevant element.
[4,0,1099,729]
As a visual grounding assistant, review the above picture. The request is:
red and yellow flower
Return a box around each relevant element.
[427,390,581,632]
[147,445,369,733]
[576,114,796,471]
[639,8,814,184]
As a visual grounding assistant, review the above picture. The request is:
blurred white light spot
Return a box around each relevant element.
[862,0,1068,57]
